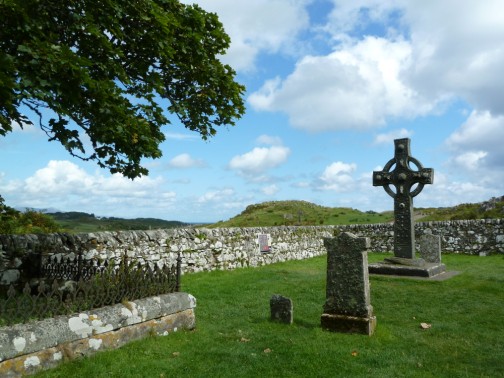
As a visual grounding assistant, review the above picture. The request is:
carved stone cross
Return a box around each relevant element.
[373,138,433,260]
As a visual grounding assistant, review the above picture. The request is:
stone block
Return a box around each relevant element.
[270,295,293,324]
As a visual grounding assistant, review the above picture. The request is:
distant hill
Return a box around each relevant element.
[47,211,188,233]
[209,200,394,228]
[27,195,504,232]
[208,196,504,228]
[415,195,504,222]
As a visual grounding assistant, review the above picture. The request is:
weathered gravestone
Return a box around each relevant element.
[321,232,376,335]
[419,232,442,264]
[270,294,293,324]
[370,138,446,277]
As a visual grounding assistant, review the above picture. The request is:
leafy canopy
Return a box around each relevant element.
[0,0,245,178]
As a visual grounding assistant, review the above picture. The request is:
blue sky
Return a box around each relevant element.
[1,0,504,223]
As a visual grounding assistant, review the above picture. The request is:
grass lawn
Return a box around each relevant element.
[35,253,504,378]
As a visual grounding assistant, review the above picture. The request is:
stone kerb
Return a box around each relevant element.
[0,292,196,377]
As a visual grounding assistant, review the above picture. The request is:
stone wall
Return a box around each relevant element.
[0,292,196,377]
[344,218,504,255]
[1,219,503,289]
[0,226,335,288]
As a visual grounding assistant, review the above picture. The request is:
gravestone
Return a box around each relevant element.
[270,295,293,324]
[370,138,446,277]
[419,233,442,263]
[321,232,376,335]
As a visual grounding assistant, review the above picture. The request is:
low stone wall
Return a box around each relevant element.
[344,219,504,255]
[0,292,196,377]
[0,226,335,288]
[1,220,503,289]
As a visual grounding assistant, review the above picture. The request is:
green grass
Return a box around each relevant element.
[34,253,504,377]
[210,200,394,227]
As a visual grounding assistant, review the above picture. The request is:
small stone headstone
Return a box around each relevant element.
[321,232,376,335]
[419,233,441,263]
[270,294,293,324]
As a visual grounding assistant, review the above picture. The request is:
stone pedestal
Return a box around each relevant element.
[321,313,377,335]
[368,261,446,278]
[370,233,446,278]
[321,233,376,336]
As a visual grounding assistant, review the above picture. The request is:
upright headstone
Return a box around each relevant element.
[370,138,446,277]
[270,295,293,324]
[419,233,442,264]
[321,232,376,335]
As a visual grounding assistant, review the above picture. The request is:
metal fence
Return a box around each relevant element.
[0,253,182,326]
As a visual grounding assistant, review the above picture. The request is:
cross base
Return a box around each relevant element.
[321,313,377,336]
[384,257,426,267]
[369,261,446,278]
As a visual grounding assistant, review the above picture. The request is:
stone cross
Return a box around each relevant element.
[373,138,433,260]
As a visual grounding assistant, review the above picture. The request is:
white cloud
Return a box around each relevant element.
[168,153,206,169]
[197,188,235,204]
[404,0,504,115]
[316,161,357,192]
[250,1,504,132]
[249,36,435,131]
[373,128,412,145]
[1,160,176,215]
[183,0,310,72]
[446,111,504,172]
[256,134,283,146]
[228,146,290,176]
[164,132,199,141]
[453,151,488,172]
[262,184,279,196]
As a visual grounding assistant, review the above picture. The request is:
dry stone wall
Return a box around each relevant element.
[1,220,503,289]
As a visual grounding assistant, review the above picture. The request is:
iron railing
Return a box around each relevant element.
[0,253,182,326]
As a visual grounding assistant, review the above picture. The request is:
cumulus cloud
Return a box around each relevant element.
[256,134,283,146]
[262,184,279,196]
[197,188,235,204]
[249,36,435,131]
[182,0,310,71]
[373,128,413,145]
[250,1,504,131]
[316,161,357,192]
[1,160,176,215]
[168,153,206,169]
[446,111,504,172]
[404,0,504,115]
[228,146,290,176]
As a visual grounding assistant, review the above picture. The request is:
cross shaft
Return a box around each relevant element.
[373,138,433,259]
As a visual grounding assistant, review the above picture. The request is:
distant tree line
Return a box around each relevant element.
[0,195,61,234]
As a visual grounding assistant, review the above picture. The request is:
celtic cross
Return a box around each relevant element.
[373,138,434,260]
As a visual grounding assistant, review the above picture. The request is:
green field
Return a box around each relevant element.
[34,253,504,378]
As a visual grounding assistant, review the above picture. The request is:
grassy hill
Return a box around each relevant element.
[42,196,503,232]
[209,200,394,228]
[48,211,188,233]
[209,196,504,228]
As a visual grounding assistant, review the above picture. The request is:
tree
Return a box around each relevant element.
[0,0,245,179]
